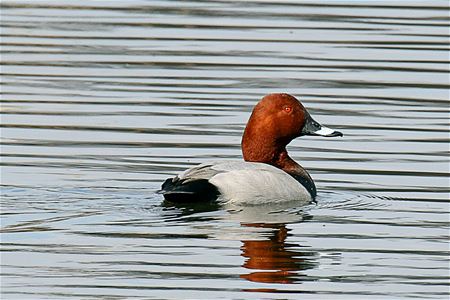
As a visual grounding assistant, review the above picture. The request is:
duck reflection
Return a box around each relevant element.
[240,222,316,284]
[161,199,220,219]
[161,199,317,284]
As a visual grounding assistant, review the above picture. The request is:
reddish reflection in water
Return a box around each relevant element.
[240,223,316,285]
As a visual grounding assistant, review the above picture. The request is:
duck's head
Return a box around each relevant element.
[242,93,342,162]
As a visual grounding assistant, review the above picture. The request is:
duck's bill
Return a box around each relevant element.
[311,125,343,137]
[301,113,343,137]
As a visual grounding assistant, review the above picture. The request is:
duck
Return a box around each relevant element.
[159,93,342,205]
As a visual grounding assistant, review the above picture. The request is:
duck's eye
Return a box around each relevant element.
[283,106,292,113]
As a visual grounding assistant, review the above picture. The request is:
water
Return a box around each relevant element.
[1,1,449,299]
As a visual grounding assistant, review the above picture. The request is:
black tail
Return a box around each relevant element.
[159,177,219,203]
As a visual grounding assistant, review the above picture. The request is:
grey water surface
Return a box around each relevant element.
[1,1,449,299]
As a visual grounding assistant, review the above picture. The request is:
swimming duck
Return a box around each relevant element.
[159,93,342,205]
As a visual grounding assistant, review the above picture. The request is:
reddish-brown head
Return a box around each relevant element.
[242,94,306,162]
[241,93,342,165]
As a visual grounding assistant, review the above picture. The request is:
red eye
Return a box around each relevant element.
[283,106,292,113]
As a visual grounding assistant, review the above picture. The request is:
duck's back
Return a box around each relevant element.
[160,161,312,205]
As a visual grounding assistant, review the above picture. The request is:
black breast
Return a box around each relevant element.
[287,172,317,199]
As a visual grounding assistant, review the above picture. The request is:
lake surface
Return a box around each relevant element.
[1,1,449,299]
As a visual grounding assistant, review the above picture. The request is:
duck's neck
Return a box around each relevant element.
[242,139,317,198]
[273,149,299,172]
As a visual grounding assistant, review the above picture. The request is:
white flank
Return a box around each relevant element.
[174,161,312,205]
[208,162,311,205]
